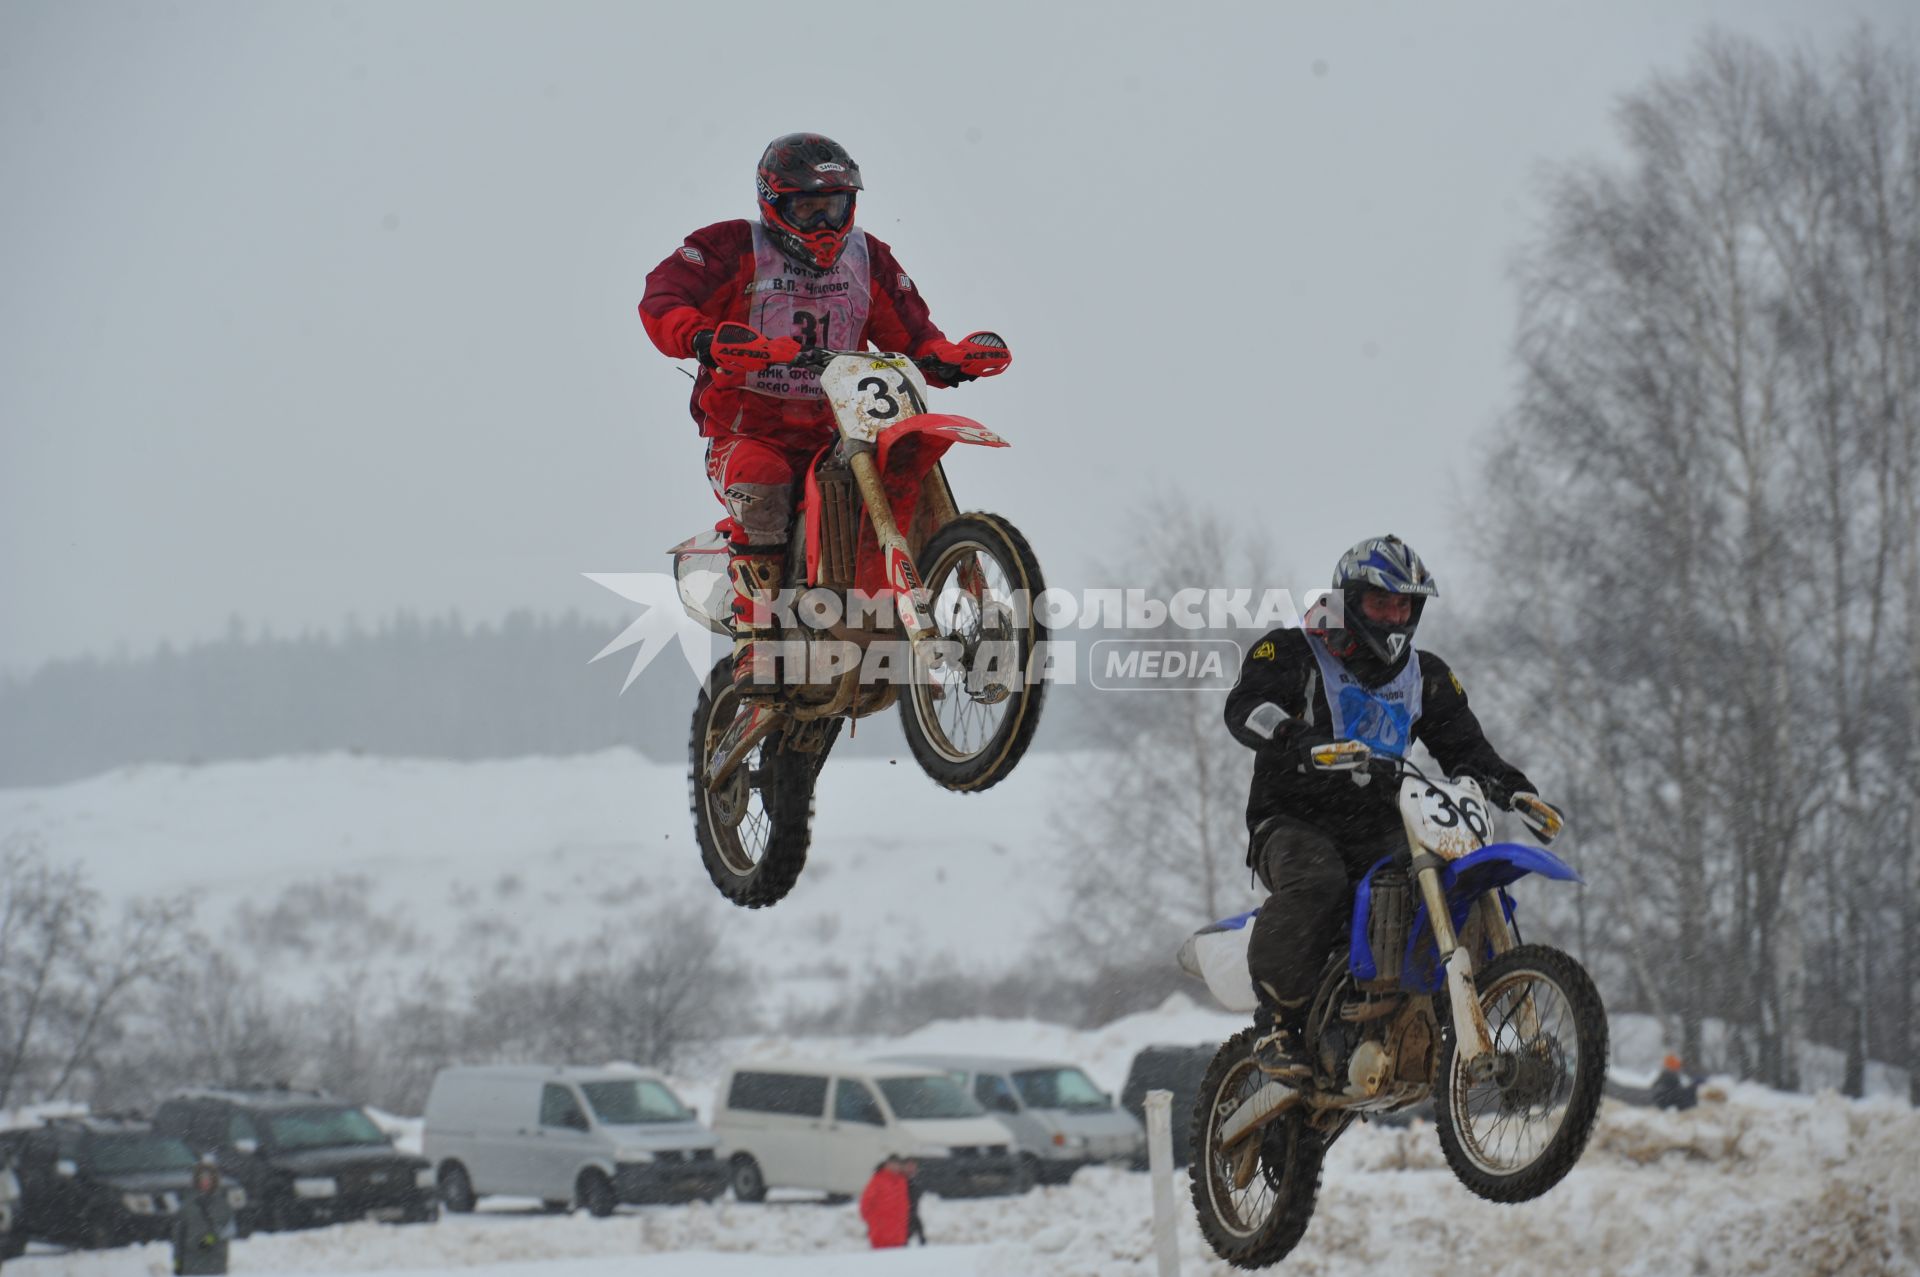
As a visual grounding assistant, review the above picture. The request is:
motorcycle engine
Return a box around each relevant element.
[1318,1015,1398,1098]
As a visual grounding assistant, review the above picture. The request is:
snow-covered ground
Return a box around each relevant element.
[0,749,1094,1014]
[5,753,1917,1273]
[14,1085,1918,1276]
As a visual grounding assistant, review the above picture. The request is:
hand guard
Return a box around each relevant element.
[1509,792,1565,843]
[705,322,802,374]
[922,331,1012,383]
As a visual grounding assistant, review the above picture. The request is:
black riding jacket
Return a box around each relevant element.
[1224,628,1533,853]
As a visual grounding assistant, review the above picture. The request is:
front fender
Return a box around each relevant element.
[1440,841,1582,897]
[875,413,1007,473]
[1350,842,1581,988]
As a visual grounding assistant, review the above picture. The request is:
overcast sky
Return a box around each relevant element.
[2,0,1912,675]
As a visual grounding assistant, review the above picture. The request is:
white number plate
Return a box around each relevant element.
[820,355,931,443]
[1398,775,1491,860]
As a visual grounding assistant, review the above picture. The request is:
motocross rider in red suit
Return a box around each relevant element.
[639,132,1011,761]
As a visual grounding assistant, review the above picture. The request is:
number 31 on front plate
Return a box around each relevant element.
[823,357,927,441]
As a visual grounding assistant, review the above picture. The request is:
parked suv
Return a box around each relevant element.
[1,1150,24,1262]
[1119,1044,1217,1167]
[881,1054,1146,1185]
[423,1065,727,1216]
[0,1115,239,1250]
[153,1087,435,1232]
[711,1059,1022,1201]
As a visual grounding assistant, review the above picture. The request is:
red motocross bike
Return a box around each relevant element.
[670,336,1049,908]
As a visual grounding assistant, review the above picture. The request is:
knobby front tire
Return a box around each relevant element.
[1433,943,1608,1203]
[899,513,1049,793]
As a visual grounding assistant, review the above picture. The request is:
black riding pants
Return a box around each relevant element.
[1247,814,1402,1017]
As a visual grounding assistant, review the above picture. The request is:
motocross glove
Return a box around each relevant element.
[921,331,1013,384]
[1449,767,1513,808]
[1509,792,1566,843]
[705,322,802,374]
[1259,718,1335,773]
[691,328,717,369]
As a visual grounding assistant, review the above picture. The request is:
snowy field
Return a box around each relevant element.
[0,748,1093,1014]
[5,753,1917,1273]
[12,1085,1918,1277]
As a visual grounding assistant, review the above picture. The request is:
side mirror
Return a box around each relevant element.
[55,1159,78,1178]
[233,1139,259,1156]
[1310,740,1371,771]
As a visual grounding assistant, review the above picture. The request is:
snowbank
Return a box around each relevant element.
[19,1088,1918,1276]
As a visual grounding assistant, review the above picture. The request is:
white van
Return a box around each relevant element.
[881,1054,1147,1184]
[422,1065,726,1215]
[710,1059,1021,1200]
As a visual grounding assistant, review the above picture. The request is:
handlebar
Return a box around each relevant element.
[782,346,945,374]
[1307,741,1565,842]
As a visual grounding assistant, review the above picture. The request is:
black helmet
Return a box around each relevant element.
[1321,534,1438,683]
[756,133,863,270]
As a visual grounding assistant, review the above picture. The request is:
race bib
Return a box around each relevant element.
[744,224,871,400]
[1305,630,1423,755]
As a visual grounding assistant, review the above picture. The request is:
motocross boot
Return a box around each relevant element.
[1250,1001,1313,1081]
[706,550,786,787]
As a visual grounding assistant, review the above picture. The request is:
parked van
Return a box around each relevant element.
[882,1054,1146,1184]
[711,1059,1021,1200]
[422,1065,726,1216]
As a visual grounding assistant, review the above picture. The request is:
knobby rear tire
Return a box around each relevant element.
[1188,1025,1323,1269]
[689,656,818,908]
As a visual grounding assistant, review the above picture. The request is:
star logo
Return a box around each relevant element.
[583,571,721,691]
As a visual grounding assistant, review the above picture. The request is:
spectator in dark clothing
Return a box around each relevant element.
[171,1162,235,1275]
[1652,1053,1700,1111]
[906,1167,926,1245]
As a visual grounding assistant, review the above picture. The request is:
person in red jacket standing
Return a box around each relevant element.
[858,1155,918,1249]
[639,133,1011,767]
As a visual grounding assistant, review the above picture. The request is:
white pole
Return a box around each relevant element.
[1145,1088,1181,1277]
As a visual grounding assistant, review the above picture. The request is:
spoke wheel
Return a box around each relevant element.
[1187,1025,1323,1268]
[900,513,1048,792]
[1434,943,1607,1203]
[689,657,819,908]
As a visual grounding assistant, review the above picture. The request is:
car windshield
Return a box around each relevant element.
[877,1076,984,1121]
[87,1134,198,1175]
[263,1107,388,1151]
[1012,1067,1109,1111]
[581,1079,692,1125]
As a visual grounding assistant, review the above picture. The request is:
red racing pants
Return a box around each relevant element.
[704,433,823,551]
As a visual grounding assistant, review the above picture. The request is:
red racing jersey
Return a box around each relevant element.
[640,219,952,450]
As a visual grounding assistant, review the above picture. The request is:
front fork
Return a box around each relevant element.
[1413,861,1500,1081]
[844,443,950,668]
